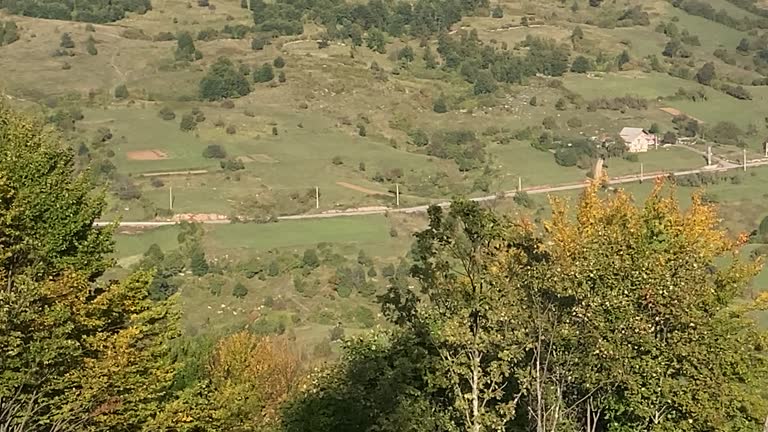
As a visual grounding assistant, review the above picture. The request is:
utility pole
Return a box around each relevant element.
[744,149,748,172]
[707,146,712,166]
[315,186,320,209]
[169,186,173,210]
[396,184,400,207]
[640,163,644,183]
[518,176,522,192]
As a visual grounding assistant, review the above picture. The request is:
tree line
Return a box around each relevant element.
[0,0,151,23]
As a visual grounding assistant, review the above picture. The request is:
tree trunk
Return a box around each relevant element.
[472,348,480,432]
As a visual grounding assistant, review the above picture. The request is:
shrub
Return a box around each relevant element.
[60,33,75,49]
[433,95,448,113]
[158,107,176,120]
[225,124,237,135]
[85,36,98,55]
[272,126,278,136]
[357,124,367,136]
[529,96,538,106]
[251,37,268,50]
[571,56,592,73]
[389,227,398,237]
[221,99,235,109]
[331,156,343,165]
[273,56,285,68]
[114,84,129,99]
[202,144,227,159]
[253,63,274,83]
[150,177,165,188]
[180,114,196,131]
[513,191,534,208]
[278,71,286,83]
[723,84,752,100]
[302,249,320,269]
[220,158,245,171]
[232,282,248,298]
[244,109,256,117]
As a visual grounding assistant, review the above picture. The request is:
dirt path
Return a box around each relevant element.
[660,107,704,123]
[336,181,391,196]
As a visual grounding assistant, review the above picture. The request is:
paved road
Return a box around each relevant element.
[96,159,768,228]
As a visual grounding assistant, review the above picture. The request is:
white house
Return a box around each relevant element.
[620,127,657,153]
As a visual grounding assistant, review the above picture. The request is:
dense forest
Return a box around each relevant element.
[1,100,767,430]
[0,0,151,23]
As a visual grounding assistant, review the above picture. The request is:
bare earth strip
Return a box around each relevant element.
[336,181,391,196]
[659,107,704,123]
[141,170,208,177]
[127,150,168,160]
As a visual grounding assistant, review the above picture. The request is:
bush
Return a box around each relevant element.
[226,125,237,135]
[278,71,286,83]
[253,63,274,83]
[180,114,196,131]
[150,177,165,188]
[252,37,268,50]
[221,99,235,109]
[244,109,256,117]
[723,84,752,100]
[542,116,558,130]
[220,158,245,171]
[60,33,75,49]
[156,107,176,122]
[357,124,367,136]
[114,84,129,99]
[529,96,538,106]
[513,191,534,208]
[571,56,592,73]
[85,36,98,55]
[273,56,285,68]
[202,144,227,159]
[232,282,248,298]
[433,95,448,113]
[302,249,320,269]
[331,156,343,165]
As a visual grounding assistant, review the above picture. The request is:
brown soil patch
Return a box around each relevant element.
[172,213,228,222]
[659,107,704,123]
[127,149,168,160]
[336,181,391,196]
[237,154,279,163]
[141,169,208,177]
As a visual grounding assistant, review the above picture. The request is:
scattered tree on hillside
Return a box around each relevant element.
[278,70,286,82]
[232,282,249,298]
[273,56,286,68]
[432,95,448,113]
[254,63,275,83]
[397,45,415,62]
[0,21,20,46]
[696,61,716,85]
[202,144,227,159]
[617,49,630,68]
[60,32,75,49]
[473,71,497,95]
[491,4,503,18]
[199,57,252,101]
[737,37,751,53]
[570,55,592,73]
[423,45,438,68]
[114,84,129,99]
[365,27,387,53]
[180,113,197,131]
[175,31,202,62]
[85,34,98,55]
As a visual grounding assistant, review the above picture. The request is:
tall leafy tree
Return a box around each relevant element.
[0,103,181,431]
[199,57,252,100]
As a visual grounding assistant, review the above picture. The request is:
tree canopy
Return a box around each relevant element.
[0,102,180,430]
[287,181,768,431]
[199,57,252,101]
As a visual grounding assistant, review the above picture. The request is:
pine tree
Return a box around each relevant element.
[85,35,98,55]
